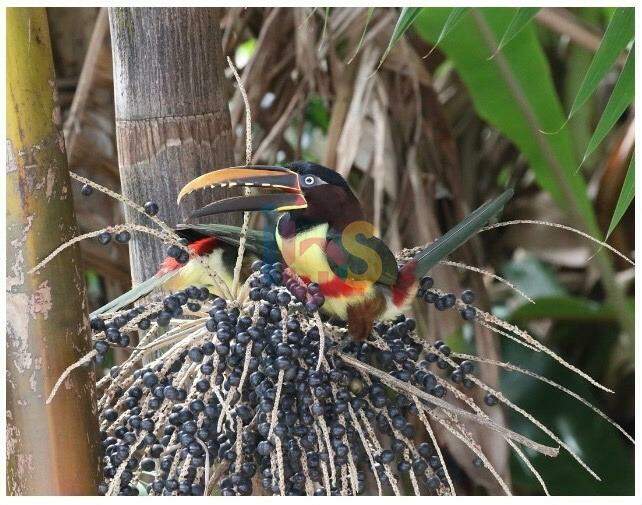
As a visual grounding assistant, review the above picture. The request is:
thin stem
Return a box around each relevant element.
[227,56,252,299]
[63,8,109,156]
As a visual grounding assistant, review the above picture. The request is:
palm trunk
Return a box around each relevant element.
[6,7,99,495]
[108,7,239,284]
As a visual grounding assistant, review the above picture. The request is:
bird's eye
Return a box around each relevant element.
[302,175,316,186]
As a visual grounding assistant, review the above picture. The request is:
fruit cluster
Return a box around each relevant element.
[93,262,492,496]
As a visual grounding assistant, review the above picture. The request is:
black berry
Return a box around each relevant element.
[144,201,159,216]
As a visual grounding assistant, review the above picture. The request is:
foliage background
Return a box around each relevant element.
[48,6,634,495]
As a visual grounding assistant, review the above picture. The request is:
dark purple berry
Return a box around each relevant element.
[177,250,189,264]
[144,201,159,216]
[461,306,476,321]
[420,276,434,289]
[484,393,498,406]
[460,360,474,374]
[115,231,131,243]
[461,289,475,304]
[98,232,112,245]
[90,317,105,331]
[423,291,438,304]
[167,245,182,258]
[94,340,109,354]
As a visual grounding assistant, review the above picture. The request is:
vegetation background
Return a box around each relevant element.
[16,6,634,495]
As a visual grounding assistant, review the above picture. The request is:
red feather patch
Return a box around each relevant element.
[190,237,219,256]
[392,259,417,307]
[157,237,219,274]
[300,275,368,298]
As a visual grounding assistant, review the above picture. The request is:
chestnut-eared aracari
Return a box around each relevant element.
[177,161,513,340]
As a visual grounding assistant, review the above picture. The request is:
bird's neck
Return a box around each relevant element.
[277,213,319,238]
[277,201,367,239]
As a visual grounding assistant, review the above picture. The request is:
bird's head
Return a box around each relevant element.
[177,161,364,227]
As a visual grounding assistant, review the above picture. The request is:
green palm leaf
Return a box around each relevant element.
[581,46,634,166]
[378,7,422,69]
[424,8,469,58]
[606,155,634,240]
[414,8,592,218]
[566,7,634,122]
[490,7,540,59]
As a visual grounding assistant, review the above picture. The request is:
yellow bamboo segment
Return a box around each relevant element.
[6,7,99,495]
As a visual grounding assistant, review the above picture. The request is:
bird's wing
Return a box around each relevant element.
[326,228,399,286]
[176,224,282,264]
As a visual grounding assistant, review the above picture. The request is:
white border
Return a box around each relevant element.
[1,2,638,503]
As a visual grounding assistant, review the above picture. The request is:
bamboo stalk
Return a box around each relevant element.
[6,7,100,495]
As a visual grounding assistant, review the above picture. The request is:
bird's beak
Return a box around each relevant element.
[177,165,307,219]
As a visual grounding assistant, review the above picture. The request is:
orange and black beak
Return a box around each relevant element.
[177,165,307,219]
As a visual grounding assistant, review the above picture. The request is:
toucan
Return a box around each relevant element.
[90,226,278,317]
[177,161,513,340]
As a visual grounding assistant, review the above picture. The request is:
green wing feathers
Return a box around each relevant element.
[175,223,282,263]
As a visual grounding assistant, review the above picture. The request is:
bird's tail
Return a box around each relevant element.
[404,188,514,281]
[90,270,179,317]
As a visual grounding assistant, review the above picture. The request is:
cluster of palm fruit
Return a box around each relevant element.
[93,259,491,496]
